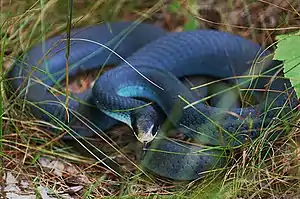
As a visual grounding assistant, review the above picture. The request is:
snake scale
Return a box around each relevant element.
[8,21,299,180]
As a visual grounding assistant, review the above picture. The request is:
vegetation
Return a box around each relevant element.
[1,0,300,198]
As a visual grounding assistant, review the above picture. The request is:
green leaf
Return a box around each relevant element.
[167,0,181,13]
[274,31,300,98]
[183,15,199,31]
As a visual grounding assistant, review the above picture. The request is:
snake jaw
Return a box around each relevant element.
[130,107,160,144]
[136,124,158,144]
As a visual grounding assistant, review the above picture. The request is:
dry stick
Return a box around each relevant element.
[0,15,6,188]
[65,0,73,123]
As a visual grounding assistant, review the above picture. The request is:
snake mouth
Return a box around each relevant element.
[136,124,158,144]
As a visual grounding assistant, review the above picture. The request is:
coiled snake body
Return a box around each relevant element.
[8,21,299,180]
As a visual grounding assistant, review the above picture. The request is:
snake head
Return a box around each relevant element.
[131,107,160,144]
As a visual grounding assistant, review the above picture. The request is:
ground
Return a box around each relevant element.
[1,0,300,198]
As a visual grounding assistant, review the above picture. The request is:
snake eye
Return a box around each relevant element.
[131,109,160,143]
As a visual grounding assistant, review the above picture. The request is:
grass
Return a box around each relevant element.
[1,0,300,198]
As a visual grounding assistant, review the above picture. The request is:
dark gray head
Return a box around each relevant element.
[131,106,160,144]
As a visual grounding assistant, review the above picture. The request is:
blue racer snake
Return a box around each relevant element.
[8,21,299,180]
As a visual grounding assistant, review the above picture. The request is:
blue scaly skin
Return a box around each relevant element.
[8,21,299,180]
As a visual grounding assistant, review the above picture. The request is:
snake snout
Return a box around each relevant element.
[131,108,160,144]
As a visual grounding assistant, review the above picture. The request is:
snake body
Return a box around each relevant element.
[8,21,299,180]
[8,21,167,137]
